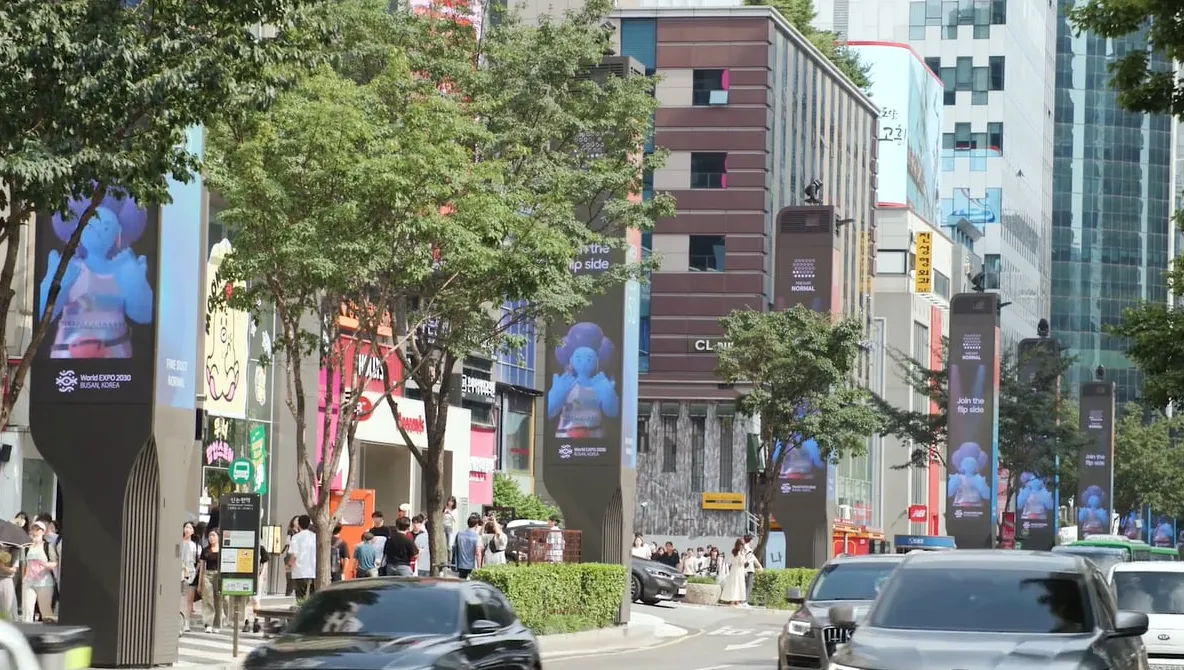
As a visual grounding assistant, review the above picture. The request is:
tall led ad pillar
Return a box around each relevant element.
[29,127,205,667]
[1077,373,1116,539]
[945,293,1001,549]
[1015,330,1059,551]
[540,230,640,621]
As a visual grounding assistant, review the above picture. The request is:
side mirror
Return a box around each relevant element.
[785,587,805,606]
[829,604,858,628]
[1109,611,1149,639]
[469,619,501,635]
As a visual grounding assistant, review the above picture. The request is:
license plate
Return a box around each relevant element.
[678,587,687,595]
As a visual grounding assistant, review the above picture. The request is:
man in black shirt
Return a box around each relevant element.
[654,542,680,569]
[383,516,418,576]
[368,511,390,537]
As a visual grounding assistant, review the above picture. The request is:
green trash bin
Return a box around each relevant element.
[13,624,92,670]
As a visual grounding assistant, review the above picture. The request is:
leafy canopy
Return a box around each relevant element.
[875,338,1092,498]
[0,0,320,429]
[1111,403,1184,516]
[742,0,870,89]
[493,473,561,523]
[1069,1,1184,407]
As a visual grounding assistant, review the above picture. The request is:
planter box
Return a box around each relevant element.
[684,582,722,606]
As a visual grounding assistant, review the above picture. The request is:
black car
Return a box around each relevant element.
[777,553,905,669]
[243,578,542,670]
[631,557,689,605]
[826,550,1149,670]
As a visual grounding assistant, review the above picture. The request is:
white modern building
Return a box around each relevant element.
[823,0,1056,347]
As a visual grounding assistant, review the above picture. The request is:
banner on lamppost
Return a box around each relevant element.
[1077,381,1116,539]
[1014,337,1060,551]
[945,293,1000,549]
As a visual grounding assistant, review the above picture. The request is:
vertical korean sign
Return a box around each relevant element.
[945,293,1000,549]
[219,492,262,596]
[914,232,932,294]
[1077,382,1115,539]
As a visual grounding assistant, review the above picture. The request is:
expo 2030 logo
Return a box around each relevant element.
[55,370,78,393]
[558,444,573,459]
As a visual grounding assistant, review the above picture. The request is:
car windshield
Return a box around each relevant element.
[287,583,461,636]
[1052,547,1127,573]
[869,568,1090,634]
[808,562,898,601]
[1114,571,1184,614]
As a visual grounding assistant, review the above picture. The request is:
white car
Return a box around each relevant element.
[1111,561,1184,669]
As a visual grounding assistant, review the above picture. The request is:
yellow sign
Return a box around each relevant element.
[701,492,745,511]
[914,231,933,293]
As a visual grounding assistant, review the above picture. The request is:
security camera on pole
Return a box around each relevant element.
[1014,319,1061,551]
[1077,366,1116,540]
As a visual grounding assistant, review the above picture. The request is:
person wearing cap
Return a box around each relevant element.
[397,503,412,521]
[21,521,58,623]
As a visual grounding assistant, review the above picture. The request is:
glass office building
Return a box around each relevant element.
[1050,7,1172,403]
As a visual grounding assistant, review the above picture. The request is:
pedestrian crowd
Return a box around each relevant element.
[0,512,63,623]
[631,532,762,607]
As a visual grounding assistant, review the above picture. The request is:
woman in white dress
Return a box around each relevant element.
[482,520,508,567]
[719,539,749,606]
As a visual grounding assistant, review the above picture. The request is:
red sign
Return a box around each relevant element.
[355,396,374,420]
[336,335,401,397]
[399,415,426,435]
[908,504,927,522]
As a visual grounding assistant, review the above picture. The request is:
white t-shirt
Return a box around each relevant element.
[290,529,317,579]
[546,528,565,562]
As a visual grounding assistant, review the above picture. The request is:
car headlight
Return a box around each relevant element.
[644,567,670,577]
[785,620,811,636]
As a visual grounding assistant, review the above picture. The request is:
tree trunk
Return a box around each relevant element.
[424,454,448,575]
[314,504,332,590]
[754,481,773,566]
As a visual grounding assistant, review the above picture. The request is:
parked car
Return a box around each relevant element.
[243,578,541,670]
[1110,560,1184,667]
[777,553,905,670]
[825,550,1148,670]
[631,557,688,605]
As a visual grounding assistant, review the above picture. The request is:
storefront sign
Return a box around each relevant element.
[689,338,731,353]
[468,456,496,482]
[907,504,927,522]
[461,374,496,403]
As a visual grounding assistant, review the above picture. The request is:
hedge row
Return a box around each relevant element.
[751,568,819,609]
[473,562,627,634]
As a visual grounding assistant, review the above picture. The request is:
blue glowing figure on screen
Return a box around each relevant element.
[1152,516,1176,547]
[1078,485,1108,535]
[547,322,619,439]
[947,442,990,508]
[1119,510,1142,540]
[1017,472,1053,522]
[774,437,824,480]
[38,192,153,360]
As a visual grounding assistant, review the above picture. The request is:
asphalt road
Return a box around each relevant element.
[547,602,787,670]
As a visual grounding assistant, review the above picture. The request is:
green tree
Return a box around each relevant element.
[715,306,884,561]
[209,0,670,582]
[875,340,1092,508]
[1111,404,1184,516]
[743,0,870,89]
[492,473,561,523]
[1067,2,1184,407]
[0,0,318,435]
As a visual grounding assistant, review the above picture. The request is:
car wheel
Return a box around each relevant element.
[642,598,660,606]
[630,574,642,602]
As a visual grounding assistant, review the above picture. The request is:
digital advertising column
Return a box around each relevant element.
[1014,336,1060,551]
[945,293,1000,550]
[771,206,841,568]
[540,228,640,615]
[1077,380,1116,539]
[29,127,205,666]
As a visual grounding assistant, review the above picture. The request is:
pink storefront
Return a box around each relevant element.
[468,427,496,507]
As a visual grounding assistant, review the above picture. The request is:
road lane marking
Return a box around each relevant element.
[544,627,705,662]
[694,665,733,670]
[724,631,773,651]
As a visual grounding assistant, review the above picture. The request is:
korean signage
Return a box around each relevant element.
[945,293,1000,549]
[914,232,933,293]
[1077,381,1115,539]
[460,374,496,404]
[219,492,261,596]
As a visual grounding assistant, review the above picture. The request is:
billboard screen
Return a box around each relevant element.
[945,293,1000,549]
[850,42,941,225]
[1078,382,1115,539]
[32,190,159,404]
[945,187,1002,229]
[1015,337,1060,551]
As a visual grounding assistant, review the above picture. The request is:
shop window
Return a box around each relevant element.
[462,399,495,426]
[690,152,727,189]
[501,392,533,473]
[692,69,729,106]
[689,235,725,272]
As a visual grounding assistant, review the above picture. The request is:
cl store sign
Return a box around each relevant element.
[691,338,731,353]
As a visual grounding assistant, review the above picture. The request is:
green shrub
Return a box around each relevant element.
[751,568,818,609]
[473,562,626,633]
[687,575,718,585]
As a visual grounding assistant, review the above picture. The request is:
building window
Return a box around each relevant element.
[719,409,734,491]
[638,402,651,453]
[692,69,728,106]
[877,250,908,274]
[989,56,1005,90]
[988,122,1004,154]
[933,269,950,299]
[689,235,725,272]
[990,0,1006,23]
[463,399,495,426]
[938,66,956,105]
[954,123,971,149]
[941,133,955,171]
[924,57,941,77]
[662,413,678,473]
[955,57,972,90]
[642,168,654,201]
[943,23,957,39]
[501,392,533,473]
[984,253,1001,290]
[690,412,706,492]
[971,66,989,105]
[690,152,727,189]
[639,315,650,373]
